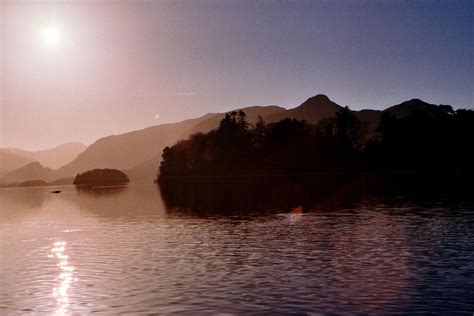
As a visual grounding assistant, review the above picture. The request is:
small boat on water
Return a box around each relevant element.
[50,190,62,194]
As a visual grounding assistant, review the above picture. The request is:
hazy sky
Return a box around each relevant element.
[1,1,473,150]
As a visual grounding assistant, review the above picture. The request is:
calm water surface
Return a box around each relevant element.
[1,181,473,314]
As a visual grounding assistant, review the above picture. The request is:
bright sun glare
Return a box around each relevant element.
[42,26,62,45]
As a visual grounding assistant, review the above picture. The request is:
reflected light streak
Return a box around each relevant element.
[288,206,304,224]
[50,241,75,315]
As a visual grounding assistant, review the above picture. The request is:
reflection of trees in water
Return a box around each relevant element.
[159,176,366,216]
[67,185,167,219]
[72,186,133,218]
[75,185,129,196]
[158,174,473,216]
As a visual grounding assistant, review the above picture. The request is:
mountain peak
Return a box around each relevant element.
[262,93,342,125]
[299,94,340,111]
[403,98,428,105]
[384,98,436,118]
[24,161,43,168]
[0,160,55,184]
[305,94,331,103]
[4,142,87,170]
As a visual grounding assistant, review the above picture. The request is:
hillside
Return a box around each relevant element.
[125,156,161,183]
[0,162,55,184]
[55,115,216,179]
[1,94,458,186]
[56,106,285,180]
[265,94,383,130]
[383,99,440,118]
[265,94,342,123]
[182,105,286,137]
[6,143,87,169]
[0,150,35,175]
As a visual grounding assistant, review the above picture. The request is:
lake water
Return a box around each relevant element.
[1,177,473,314]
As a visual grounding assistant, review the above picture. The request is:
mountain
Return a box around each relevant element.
[264,96,444,132]
[351,99,444,131]
[264,94,342,123]
[263,94,385,131]
[383,98,440,118]
[125,157,160,183]
[124,105,287,182]
[354,109,382,130]
[182,105,286,136]
[55,106,286,181]
[1,94,456,186]
[55,115,215,179]
[6,142,87,169]
[0,162,55,184]
[0,150,35,175]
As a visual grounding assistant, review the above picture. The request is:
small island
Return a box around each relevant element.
[73,169,130,186]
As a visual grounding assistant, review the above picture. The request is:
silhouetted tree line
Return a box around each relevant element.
[365,107,474,171]
[158,106,474,179]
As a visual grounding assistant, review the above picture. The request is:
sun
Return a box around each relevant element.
[41,26,62,45]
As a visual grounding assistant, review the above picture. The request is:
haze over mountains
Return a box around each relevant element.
[0,94,461,186]
[0,142,86,175]
[0,162,55,184]
[6,143,87,169]
[0,150,35,176]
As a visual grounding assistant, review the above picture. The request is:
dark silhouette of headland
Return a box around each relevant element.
[157,103,474,179]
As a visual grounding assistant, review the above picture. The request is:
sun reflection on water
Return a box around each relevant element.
[288,205,304,224]
[49,241,76,315]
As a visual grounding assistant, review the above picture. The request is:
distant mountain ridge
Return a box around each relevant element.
[54,105,286,182]
[265,94,342,123]
[54,115,214,179]
[1,95,462,185]
[0,142,86,174]
[0,162,55,184]
[5,142,87,169]
[383,98,441,117]
[0,150,35,176]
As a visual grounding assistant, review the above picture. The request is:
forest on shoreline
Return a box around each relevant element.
[158,105,474,179]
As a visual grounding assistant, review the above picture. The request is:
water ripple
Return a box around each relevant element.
[0,186,473,314]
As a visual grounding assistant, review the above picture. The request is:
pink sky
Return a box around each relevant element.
[2,1,472,150]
